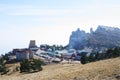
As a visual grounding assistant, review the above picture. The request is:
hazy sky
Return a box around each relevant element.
[0,0,120,54]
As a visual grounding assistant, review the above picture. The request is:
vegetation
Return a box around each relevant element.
[81,47,120,64]
[0,54,44,74]
[0,57,119,80]
[0,56,9,75]
[89,53,95,62]
[80,54,89,64]
[20,59,43,73]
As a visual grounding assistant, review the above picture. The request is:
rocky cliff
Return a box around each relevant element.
[69,25,120,50]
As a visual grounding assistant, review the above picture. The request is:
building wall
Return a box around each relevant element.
[29,51,34,59]
[16,52,22,61]
[15,49,34,61]
[16,52,30,60]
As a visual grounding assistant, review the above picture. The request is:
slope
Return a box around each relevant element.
[0,57,120,80]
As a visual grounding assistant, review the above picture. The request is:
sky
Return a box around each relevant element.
[0,0,120,54]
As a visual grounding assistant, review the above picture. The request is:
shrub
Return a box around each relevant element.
[0,57,9,75]
[20,59,43,73]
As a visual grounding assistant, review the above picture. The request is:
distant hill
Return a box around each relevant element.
[69,25,120,50]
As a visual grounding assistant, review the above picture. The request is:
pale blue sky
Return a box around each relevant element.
[0,0,120,54]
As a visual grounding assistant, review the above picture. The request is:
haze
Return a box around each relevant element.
[0,0,120,54]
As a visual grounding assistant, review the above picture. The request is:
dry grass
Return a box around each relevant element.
[0,57,120,80]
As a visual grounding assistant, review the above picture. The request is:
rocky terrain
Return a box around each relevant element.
[69,25,120,50]
[0,57,120,80]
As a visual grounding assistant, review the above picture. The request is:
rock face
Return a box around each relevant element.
[69,25,120,50]
[69,28,87,49]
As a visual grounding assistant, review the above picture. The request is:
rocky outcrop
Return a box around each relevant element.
[69,25,120,50]
[69,28,87,49]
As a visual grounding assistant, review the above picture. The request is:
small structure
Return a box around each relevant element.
[13,48,34,61]
[36,49,45,54]
[29,40,37,48]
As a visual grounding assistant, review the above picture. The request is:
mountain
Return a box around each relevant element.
[69,25,120,50]
[69,28,87,49]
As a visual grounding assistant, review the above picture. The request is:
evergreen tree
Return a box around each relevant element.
[89,53,95,62]
[20,59,43,73]
[31,59,43,71]
[113,47,120,57]
[0,57,9,75]
[99,53,105,60]
[80,54,88,64]
[95,52,100,61]
[20,59,31,72]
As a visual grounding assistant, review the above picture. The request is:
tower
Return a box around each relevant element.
[29,40,37,48]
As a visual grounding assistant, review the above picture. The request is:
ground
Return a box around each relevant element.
[0,57,120,80]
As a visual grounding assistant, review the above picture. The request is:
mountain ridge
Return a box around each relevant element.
[69,25,120,50]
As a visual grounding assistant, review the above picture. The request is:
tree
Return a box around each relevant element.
[20,59,43,73]
[89,53,95,62]
[95,52,100,61]
[31,59,43,71]
[113,47,120,58]
[99,53,105,60]
[80,54,89,64]
[20,59,31,72]
[105,48,113,58]
[0,57,9,75]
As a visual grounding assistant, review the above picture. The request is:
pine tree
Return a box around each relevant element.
[0,57,9,75]
[81,54,88,64]
[113,47,120,58]
[95,52,100,61]
[89,53,95,62]
[20,59,43,73]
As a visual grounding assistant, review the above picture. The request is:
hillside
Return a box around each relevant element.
[69,25,120,50]
[0,57,120,80]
